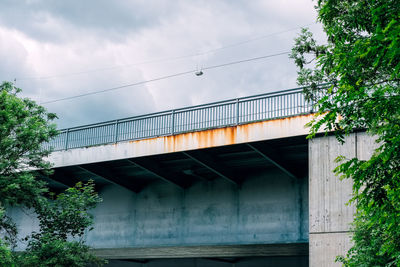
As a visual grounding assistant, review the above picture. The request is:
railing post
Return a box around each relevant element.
[236,98,240,125]
[310,92,315,113]
[114,120,119,143]
[170,110,175,135]
[65,129,69,150]
[310,98,314,113]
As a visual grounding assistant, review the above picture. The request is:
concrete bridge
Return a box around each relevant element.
[12,87,376,266]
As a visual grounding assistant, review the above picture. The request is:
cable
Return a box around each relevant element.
[41,51,290,104]
[203,51,289,71]
[41,69,196,104]
[17,55,199,81]
[17,22,315,81]
[199,22,315,55]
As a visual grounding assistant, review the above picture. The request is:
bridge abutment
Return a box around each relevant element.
[309,132,377,266]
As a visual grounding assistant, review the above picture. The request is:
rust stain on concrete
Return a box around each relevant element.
[50,114,315,168]
[159,114,313,153]
[106,114,312,154]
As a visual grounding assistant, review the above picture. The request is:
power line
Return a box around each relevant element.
[41,51,290,104]
[17,22,315,81]
[203,52,289,71]
[200,22,315,54]
[41,69,195,104]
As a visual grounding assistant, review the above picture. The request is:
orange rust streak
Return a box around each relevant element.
[125,114,313,154]
[50,114,315,168]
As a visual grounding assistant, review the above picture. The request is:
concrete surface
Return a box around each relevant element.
[48,114,314,168]
[309,132,378,266]
[11,168,308,252]
[86,168,308,248]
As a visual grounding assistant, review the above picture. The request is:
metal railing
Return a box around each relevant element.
[44,86,314,151]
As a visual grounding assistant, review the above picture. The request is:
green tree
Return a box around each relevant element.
[15,181,104,267]
[290,0,400,266]
[0,81,104,266]
[0,81,56,203]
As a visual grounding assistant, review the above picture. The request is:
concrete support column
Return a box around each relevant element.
[309,132,377,266]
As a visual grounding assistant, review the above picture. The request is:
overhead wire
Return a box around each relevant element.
[16,22,315,81]
[41,51,290,104]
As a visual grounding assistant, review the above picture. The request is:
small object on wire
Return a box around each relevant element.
[195,70,203,76]
[195,57,204,76]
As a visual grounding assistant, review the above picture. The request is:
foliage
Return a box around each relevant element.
[0,230,14,267]
[0,81,104,266]
[0,80,57,248]
[33,181,101,241]
[290,0,400,265]
[15,181,104,267]
[15,234,102,267]
[0,82,57,208]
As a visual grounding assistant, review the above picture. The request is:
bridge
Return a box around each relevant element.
[11,86,376,266]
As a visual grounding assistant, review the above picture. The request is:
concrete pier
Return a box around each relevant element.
[309,132,377,266]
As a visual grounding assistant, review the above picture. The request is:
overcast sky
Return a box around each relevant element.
[0,0,325,128]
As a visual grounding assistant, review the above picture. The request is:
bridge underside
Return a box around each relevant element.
[28,135,309,266]
[45,135,308,192]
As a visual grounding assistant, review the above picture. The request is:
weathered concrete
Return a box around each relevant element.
[309,232,352,267]
[12,169,308,254]
[309,132,378,266]
[94,243,308,260]
[48,114,313,168]
[86,168,307,249]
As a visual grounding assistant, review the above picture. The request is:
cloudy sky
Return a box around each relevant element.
[0,0,325,129]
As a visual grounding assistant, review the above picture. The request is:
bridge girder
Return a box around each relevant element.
[246,143,299,180]
[181,150,238,186]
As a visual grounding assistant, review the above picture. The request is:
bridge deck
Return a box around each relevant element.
[45,86,314,152]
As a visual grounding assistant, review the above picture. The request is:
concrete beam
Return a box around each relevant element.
[182,151,238,186]
[36,171,69,189]
[246,143,298,179]
[49,168,82,188]
[49,114,314,168]
[126,158,187,189]
[182,169,209,182]
[78,165,142,193]
[92,243,308,260]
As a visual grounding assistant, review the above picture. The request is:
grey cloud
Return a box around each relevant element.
[39,70,156,128]
[0,0,325,129]
[0,31,31,82]
[0,0,177,42]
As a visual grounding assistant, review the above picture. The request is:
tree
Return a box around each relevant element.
[0,81,104,266]
[15,181,104,267]
[290,0,400,265]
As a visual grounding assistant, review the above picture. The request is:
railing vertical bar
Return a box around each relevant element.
[253,99,256,121]
[170,111,174,135]
[149,117,152,137]
[287,94,289,116]
[114,120,119,143]
[191,109,194,130]
[211,107,214,127]
[236,98,239,125]
[65,129,69,150]
[215,106,217,127]
[138,119,141,138]
[247,101,249,122]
